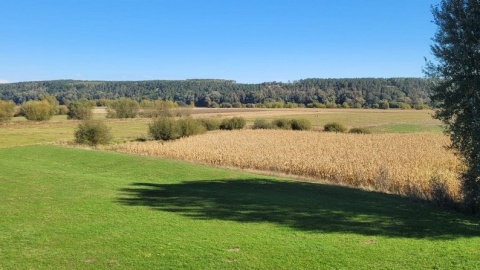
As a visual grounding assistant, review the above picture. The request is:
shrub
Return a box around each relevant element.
[290,118,312,130]
[209,102,220,108]
[285,102,298,108]
[149,117,206,140]
[107,98,140,118]
[0,100,16,121]
[74,120,112,146]
[149,117,182,140]
[220,117,246,130]
[153,100,179,117]
[21,100,53,121]
[413,103,429,110]
[323,122,347,133]
[349,127,372,134]
[42,94,60,116]
[379,100,390,110]
[58,105,69,115]
[199,118,221,130]
[272,118,291,129]
[220,102,232,108]
[253,118,274,129]
[326,102,338,108]
[399,102,412,110]
[67,100,94,120]
[177,118,206,137]
[354,102,363,108]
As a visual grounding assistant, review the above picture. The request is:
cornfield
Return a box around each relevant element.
[109,130,463,201]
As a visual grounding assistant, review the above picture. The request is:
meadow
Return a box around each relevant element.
[0,108,441,148]
[1,108,479,269]
[1,145,479,269]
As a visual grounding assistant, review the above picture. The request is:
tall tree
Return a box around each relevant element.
[426,0,480,213]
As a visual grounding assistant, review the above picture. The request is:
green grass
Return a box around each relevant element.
[246,109,443,133]
[0,118,151,148]
[0,109,444,148]
[1,145,479,269]
[373,123,445,133]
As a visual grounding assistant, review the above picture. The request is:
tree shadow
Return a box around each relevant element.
[117,179,479,239]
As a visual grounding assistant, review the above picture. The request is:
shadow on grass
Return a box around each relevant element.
[118,179,479,239]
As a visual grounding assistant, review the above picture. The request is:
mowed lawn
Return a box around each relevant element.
[1,146,479,269]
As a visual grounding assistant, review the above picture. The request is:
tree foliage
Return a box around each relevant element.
[148,117,205,141]
[42,94,59,116]
[74,120,112,146]
[219,117,246,130]
[139,99,179,117]
[323,122,347,133]
[426,0,480,213]
[0,100,15,121]
[107,98,140,118]
[67,99,94,120]
[20,95,60,121]
[21,100,53,121]
[0,78,431,108]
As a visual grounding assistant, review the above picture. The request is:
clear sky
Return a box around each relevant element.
[0,0,439,83]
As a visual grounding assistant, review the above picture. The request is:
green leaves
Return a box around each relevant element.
[428,0,480,213]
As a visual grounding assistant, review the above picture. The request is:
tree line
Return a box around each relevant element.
[0,78,431,108]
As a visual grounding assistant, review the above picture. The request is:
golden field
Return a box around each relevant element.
[108,129,463,201]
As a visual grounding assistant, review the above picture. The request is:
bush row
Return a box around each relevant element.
[148,117,246,141]
[323,122,372,134]
[148,117,206,141]
[73,118,370,146]
[253,118,312,130]
[73,116,247,146]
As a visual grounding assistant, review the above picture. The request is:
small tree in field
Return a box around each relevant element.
[219,117,246,130]
[42,94,59,116]
[148,117,182,140]
[21,100,53,121]
[67,99,94,120]
[74,120,112,146]
[323,122,347,133]
[426,0,480,213]
[0,100,16,121]
[107,98,140,118]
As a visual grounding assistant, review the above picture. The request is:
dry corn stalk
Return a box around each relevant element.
[109,130,463,200]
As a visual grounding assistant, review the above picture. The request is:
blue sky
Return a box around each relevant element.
[0,0,439,83]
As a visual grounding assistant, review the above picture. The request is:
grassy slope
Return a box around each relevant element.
[1,145,478,269]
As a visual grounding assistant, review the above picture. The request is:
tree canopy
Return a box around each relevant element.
[426,0,480,213]
[0,78,431,108]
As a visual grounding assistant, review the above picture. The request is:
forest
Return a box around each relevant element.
[0,78,431,108]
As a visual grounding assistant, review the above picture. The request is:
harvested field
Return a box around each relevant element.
[109,130,463,201]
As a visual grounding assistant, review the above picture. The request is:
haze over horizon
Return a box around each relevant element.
[1,1,439,84]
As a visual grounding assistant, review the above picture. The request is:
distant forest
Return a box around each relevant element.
[0,78,432,108]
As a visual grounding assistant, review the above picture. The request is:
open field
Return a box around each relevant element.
[1,145,479,269]
[0,118,150,148]
[109,130,463,201]
[189,108,443,133]
[0,108,442,148]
